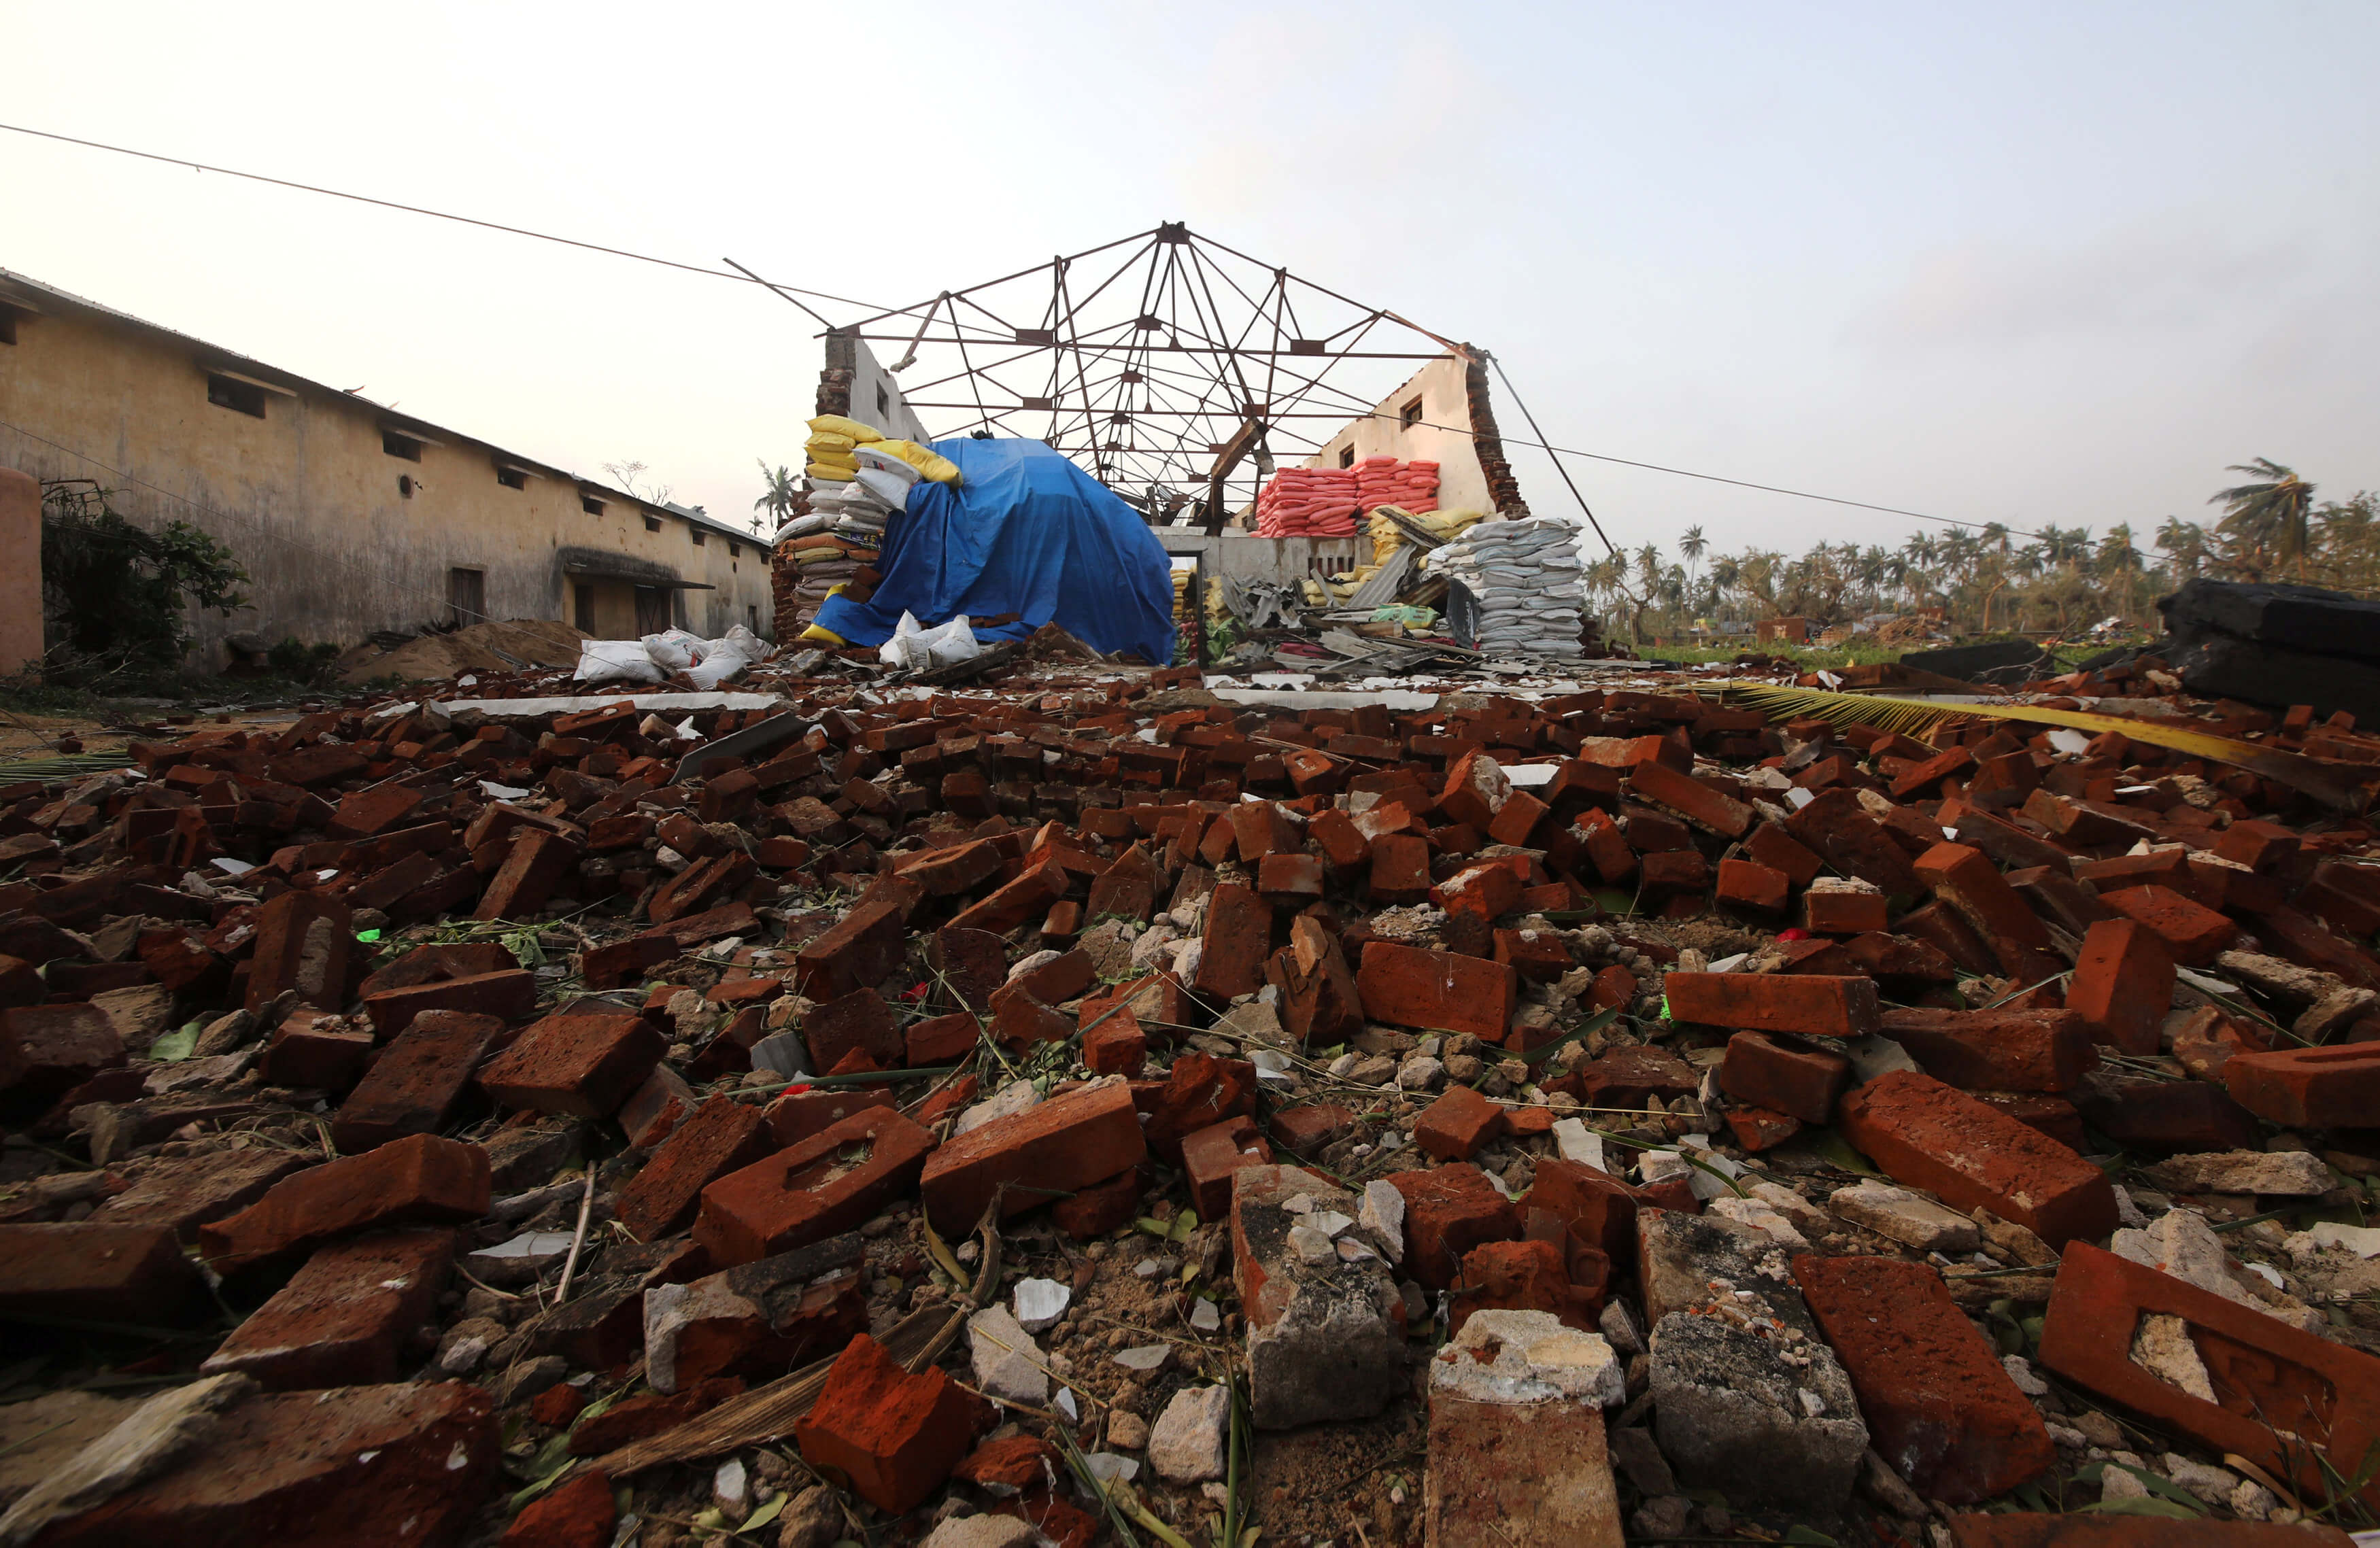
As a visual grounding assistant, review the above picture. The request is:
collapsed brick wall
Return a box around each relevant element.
[1462,345,1530,519]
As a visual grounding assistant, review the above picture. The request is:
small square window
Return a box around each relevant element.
[1338,446,1355,469]
[728,541,741,559]
[382,430,422,461]
[690,528,707,547]
[207,375,267,418]
[581,494,606,515]
[496,466,528,490]
[0,309,18,346]
[643,515,662,533]
[1400,397,1424,430]
[876,383,890,417]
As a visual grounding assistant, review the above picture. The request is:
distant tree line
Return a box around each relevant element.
[1584,459,2377,644]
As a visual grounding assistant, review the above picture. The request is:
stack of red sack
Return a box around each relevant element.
[1353,456,1440,515]
[1255,467,1361,536]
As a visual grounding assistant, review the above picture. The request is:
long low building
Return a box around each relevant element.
[0,268,774,668]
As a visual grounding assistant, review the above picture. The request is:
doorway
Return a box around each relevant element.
[634,585,669,635]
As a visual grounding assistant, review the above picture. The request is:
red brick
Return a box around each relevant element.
[618,1063,697,1148]
[1636,848,1708,897]
[1435,860,1523,921]
[580,933,674,991]
[1229,800,1302,861]
[1387,1165,1520,1290]
[33,1381,498,1548]
[1718,1029,1850,1123]
[1355,940,1516,1043]
[1837,1071,2115,1247]
[199,1133,492,1273]
[695,1107,935,1267]
[2099,884,2239,966]
[1726,1105,1803,1151]
[1486,789,1550,847]
[1082,1006,1148,1075]
[331,1010,503,1153]
[1915,842,2056,978]
[1629,759,1753,838]
[261,1018,374,1093]
[2073,1077,2255,1153]
[1180,1115,1273,1218]
[1450,1235,1605,1334]
[1050,1165,1144,1239]
[794,897,907,1000]
[1491,927,1573,983]
[1573,1046,1699,1107]
[762,1086,894,1146]
[919,1080,1148,1234]
[1663,971,1880,1037]
[0,1003,124,1103]
[1267,917,1363,1045]
[501,1470,617,1548]
[1793,1255,2054,1504]
[755,834,812,870]
[0,1220,209,1324]
[478,1012,664,1119]
[1084,842,1157,921]
[568,1377,745,1455]
[893,836,1002,896]
[927,926,1008,1014]
[1889,745,1976,800]
[945,859,1067,935]
[1877,1006,2100,1093]
[1192,881,1272,999]
[1945,1517,2353,1546]
[328,782,426,839]
[1367,832,1433,903]
[201,1229,454,1390]
[1714,857,1790,913]
[1257,851,1326,904]
[1415,1083,1508,1160]
[2038,1243,2380,1516]
[360,969,537,1038]
[1587,963,1637,1011]
[1438,750,1510,831]
[91,1150,309,1243]
[906,1010,981,1067]
[2222,1042,2380,1127]
[647,851,755,925]
[704,974,784,1007]
[1269,1103,1355,1152]
[1786,788,1921,898]
[2214,818,2300,872]
[2064,918,2175,1054]
[803,988,904,1071]
[1746,822,1824,887]
[475,828,581,921]
[655,1244,866,1391]
[990,985,1072,1047]
[794,1332,983,1514]
[1803,886,1890,936]
[245,889,353,1012]
[617,1095,775,1241]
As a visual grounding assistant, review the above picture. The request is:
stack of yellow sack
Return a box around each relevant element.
[806,415,880,483]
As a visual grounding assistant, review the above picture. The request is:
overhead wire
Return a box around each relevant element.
[1,118,2066,549]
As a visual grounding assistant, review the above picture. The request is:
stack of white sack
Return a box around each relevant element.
[876,610,980,672]
[1424,517,1586,657]
[573,623,770,688]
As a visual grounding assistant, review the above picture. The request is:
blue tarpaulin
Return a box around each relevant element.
[813,438,1176,665]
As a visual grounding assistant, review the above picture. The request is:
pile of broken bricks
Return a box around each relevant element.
[1,652,2380,1547]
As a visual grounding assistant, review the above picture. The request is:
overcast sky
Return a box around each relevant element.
[10,1,2377,562]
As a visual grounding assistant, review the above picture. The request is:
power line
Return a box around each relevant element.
[1,118,2061,545]
[0,120,884,315]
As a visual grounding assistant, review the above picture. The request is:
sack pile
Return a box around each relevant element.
[573,623,768,687]
[1424,517,1586,657]
[1253,457,1445,538]
[1353,456,1440,515]
[1255,468,1361,536]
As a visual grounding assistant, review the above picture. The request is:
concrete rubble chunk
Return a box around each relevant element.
[1147,1385,1231,1483]
[0,1372,256,1548]
[966,1305,1048,1407]
[2141,1149,2334,1197]
[1638,1209,1869,1513]
[1829,1180,1982,1254]
[1231,1164,1406,1429]
[1425,1309,1626,1547]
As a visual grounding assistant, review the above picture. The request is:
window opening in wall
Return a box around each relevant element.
[634,585,668,635]
[0,310,18,345]
[728,541,741,559]
[690,527,706,547]
[1401,397,1424,430]
[574,584,596,634]
[397,475,415,499]
[382,430,422,461]
[1338,445,1355,468]
[747,605,758,632]
[447,568,486,627]
[581,494,606,515]
[643,515,662,533]
[207,374,267,418]
[876,383,890,418]
[496,466,528,490]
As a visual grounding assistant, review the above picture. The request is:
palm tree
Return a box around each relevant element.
[753,461,802,536]
[2156,517,2209,585]
[1680,526,1707,603]
[2209,458,2315,579]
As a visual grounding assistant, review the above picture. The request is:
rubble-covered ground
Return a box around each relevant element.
[2,637,2379,1548]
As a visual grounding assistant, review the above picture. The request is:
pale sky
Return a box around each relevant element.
[9,1,2376,562]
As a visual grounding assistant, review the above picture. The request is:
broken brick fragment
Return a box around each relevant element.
[695,1107,934,1267]
[1448,1237,1603,1333]
[2098,884,2240,966]
[615,1095,773,1241]
[1718,1029,1850,1124]
[1180,1114,1273,1218]
[199,1132,492,1274]
[2064,918,2175,1054]
[1355,940,1516,1043]
[919,1080,1148,1234]
[794,1332,984,1513]
[201,1228,455,1390]
[1837,1071,2114,1247]
[802,988,904,1072]
[1414,1083,1508,1161]
[1387,1165,1520,1290]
